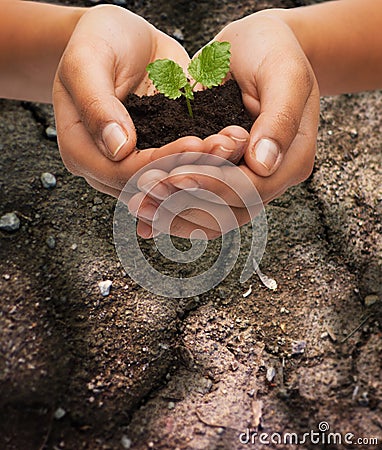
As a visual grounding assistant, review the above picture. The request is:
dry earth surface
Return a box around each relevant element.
[0,1,381,449]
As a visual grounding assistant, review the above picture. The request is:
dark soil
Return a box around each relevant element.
[125,80,253,149]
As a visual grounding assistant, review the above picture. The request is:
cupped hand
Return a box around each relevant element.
[216,10,320,179]
[128,127,255,240]
[53,5,244,197]
[132,10,321,238]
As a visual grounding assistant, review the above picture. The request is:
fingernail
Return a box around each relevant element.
[230,135,248,160]
[230,135,248,143]
[139,222,153,239]
[102,122,128,157]
[253,139,280,172]
[212,145,232,156]
[171,178,200,190]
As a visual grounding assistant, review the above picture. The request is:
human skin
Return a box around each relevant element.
[0,1,246,197]
[133,0,382,239]
[0,1,83,103]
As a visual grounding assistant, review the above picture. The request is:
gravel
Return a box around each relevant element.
[46,235,56,249]
[0,212,20,232]
[40,172,57,189]
[54,407,66,420]
[98,280,112,297]
[45,126,57,140]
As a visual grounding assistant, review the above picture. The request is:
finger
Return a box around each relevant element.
[55,6,156,160]
[137,169,177,201]
[239,127,316,204]
[55,88,208,189]
[218,125,250,163]
[168,92,317,206]
[129,190,254,234]
[167,164,259,207]
[56,46,137,161]
[245,58,318,177]
[203,128,248,163]
[133,127,249,202]
[165,107,317,207]
[136,216,221,240]
[153,29,191,72]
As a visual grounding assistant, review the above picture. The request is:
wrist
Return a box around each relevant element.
[0,2,86,103]
[253,8,313,60]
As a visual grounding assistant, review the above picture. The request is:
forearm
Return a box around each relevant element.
[0,1,85,103]
[276,0,382,95]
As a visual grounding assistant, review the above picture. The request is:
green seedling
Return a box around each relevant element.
[146,41,231,118]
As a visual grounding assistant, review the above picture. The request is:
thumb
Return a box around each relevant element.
[57,44,137,161]
[98,101,137,161]
[243,62,316,177]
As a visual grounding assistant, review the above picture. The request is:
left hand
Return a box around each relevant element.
[53,5,245,198]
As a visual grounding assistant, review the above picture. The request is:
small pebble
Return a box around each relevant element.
[231,361,239,371]
[172,28,184,41]
[45,126,57,140]
[40,172,57,189]
[71,243,78,251]
[46,236,56,249]
[0,212,20,232]
[364,295,379,306]
[247,389,256,397]
[98,280,112,297]
[121,435,132,449]
[358,391,369,407]
[54,407,66,420]
[291,340,306,355]
[168,401,175,410]
[266,366,276,382]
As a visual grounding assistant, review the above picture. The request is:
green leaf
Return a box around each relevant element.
[146,59,188,99]
[188,41,231,88]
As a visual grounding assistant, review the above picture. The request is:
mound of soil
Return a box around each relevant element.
[124,80,253,149]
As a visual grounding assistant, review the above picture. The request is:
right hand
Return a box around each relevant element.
[214,10,321,181]
[131,10,321,238]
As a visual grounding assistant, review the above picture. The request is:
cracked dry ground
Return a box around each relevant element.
[0,1,381,449]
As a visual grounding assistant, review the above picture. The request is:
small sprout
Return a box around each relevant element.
[146,41,231,117]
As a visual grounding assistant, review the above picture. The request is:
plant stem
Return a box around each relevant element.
[182,82,197,118]
[185,96,193,118]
